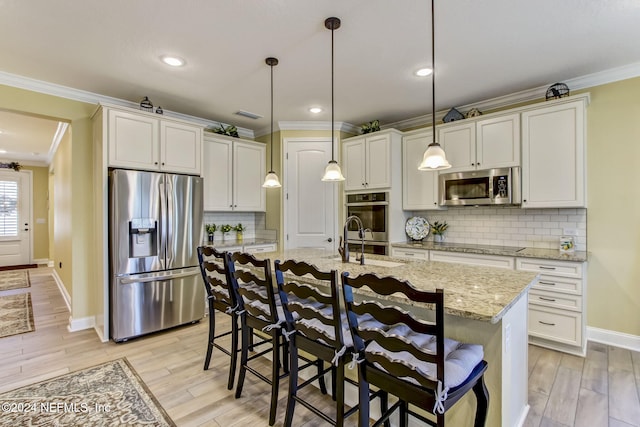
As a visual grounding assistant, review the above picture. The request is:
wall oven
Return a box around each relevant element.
[345,192,389,255]
[439,167,521,206]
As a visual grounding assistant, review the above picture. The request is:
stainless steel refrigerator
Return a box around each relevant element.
[109,169,204,342]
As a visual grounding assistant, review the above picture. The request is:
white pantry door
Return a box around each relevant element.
[284,138,337,251]
[0,170,31,267]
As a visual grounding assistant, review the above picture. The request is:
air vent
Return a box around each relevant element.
[235,110,262,120]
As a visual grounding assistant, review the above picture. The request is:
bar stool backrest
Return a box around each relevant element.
[341,272,445,390]
[197,246,236,312]
[275,260,344,350]
[226,251,278,326]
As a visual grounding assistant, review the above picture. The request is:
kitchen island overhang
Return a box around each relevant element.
[247,247,538,427]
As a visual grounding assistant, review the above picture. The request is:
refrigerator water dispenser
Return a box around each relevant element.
[129,218,157,258]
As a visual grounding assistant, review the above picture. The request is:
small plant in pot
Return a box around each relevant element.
[234,223,246,242]
[205,224,217,243]
[220,224,233,241]
[431,221,448,243]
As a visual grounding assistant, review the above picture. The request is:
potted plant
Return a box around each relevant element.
[431,220,448,243]
[205,224,217,242]
[220,224,233,241]
[234,223,246,242]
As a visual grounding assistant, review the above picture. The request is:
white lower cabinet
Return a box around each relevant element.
[390,247,429,260]
[429,250,515,270]
[516,258,587,356]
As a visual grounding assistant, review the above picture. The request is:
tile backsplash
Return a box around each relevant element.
[412,206,587,251]
[203,211,266,240]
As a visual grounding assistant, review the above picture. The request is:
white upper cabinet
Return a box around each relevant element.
[342,129,401,191]
[521,98,586,208]
[476,114,520,169]
[202,135,265,212]
[439,113,520,172]
[160,121,203,174]
[438,122,476,172]
[107,108,202,175]
[402,130,443,210]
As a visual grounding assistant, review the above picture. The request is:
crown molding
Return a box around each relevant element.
[0,71,255,139]
[271,121,359,136]
[387,61,640,131]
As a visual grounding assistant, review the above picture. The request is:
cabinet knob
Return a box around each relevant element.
[471,163,475,166]
[523,199,527,203]
[477,162,480,166]
[362,183,365,186]
[229,205,233,207]
[327,238,333,242]
[154,162,159,165]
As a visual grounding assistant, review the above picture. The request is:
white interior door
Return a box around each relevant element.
[0,170,31,267]
[284,138,337,251]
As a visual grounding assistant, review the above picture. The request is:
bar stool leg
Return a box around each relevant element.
[268,330,281,426]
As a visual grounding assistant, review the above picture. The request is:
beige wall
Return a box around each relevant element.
[0,84,97,322]
[52,128,73,296]
[581,77,640,336]
[20,165,50,261]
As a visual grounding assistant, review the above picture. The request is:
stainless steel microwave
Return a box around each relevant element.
[439,167,521,206]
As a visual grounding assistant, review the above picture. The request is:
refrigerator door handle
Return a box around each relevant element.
[165,176,175,268]
[158,179,167,270]
[119,269,200,285]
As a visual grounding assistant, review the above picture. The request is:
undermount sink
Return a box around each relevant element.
[330,256,404,268]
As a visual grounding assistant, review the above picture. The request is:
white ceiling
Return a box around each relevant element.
[1,0,640,164]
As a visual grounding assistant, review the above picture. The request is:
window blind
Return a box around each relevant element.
[0,180,19,237]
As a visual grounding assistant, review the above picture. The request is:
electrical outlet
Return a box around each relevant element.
[563,228,578,236]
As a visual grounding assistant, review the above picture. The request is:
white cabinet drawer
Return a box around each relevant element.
[244,243,277,254]
[532,274,582,295]
[529,306,582,347]
[430,251,514,270]
[529,289,582,312]
[391,247,429,260]
[516,258,583,278]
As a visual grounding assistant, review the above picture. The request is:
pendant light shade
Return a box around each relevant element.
[418,0,451,171]
[263,57,282,188]
[321,17,345,182]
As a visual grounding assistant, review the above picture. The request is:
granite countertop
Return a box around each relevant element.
[250,248,538,324]
[392,241,588,262]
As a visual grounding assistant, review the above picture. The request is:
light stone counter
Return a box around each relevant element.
[250,247,536,427]
[392,241,588,262]
[251,247,538,324]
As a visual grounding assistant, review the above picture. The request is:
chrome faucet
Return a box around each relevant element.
[338,215,367,265]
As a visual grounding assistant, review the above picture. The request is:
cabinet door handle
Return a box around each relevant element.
[539,266,556,270]
[539,297,556,302]
[539,281,556,286]
[538,321,556,326]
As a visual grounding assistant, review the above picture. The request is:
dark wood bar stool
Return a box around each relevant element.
[196,246,240,390]
[342,272,490,427]
[275,259,362,427]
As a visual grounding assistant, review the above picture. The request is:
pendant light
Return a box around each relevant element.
[262,57,282,188]
[418,0,451,171]
[321,17,345,182]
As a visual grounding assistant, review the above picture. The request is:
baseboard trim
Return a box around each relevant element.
[67,315,96,332]
[51,269,71,313]
[588,326,640,352]
[32,258,49,266]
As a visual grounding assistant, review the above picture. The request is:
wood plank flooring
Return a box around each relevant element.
[1,267,639,426]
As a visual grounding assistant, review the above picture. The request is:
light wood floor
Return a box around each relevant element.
[1,267,639,426]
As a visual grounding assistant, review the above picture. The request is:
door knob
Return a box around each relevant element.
[327,238,333,242]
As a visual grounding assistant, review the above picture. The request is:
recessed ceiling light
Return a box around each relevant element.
[309,107,322,114]
[0,149,7,153]
[415,67,433,77]
[161,56,185,67]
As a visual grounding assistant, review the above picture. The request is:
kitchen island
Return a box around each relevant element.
[249,248,539,427]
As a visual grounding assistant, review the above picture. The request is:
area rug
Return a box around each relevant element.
[0,358,176,426]
[0,270,30,291]
[0,293,34,338]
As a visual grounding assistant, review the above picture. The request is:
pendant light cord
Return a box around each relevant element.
[431,0,436,146]
[270,60,274,171]
[331,22,335,160]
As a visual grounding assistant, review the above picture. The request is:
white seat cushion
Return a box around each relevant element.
[365,324,483,389]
